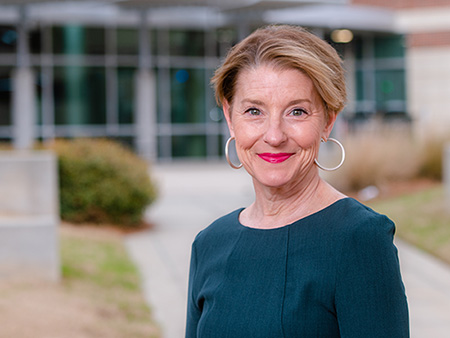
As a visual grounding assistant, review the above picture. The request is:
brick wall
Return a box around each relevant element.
[353,0,450,47]
[408,31,450,48]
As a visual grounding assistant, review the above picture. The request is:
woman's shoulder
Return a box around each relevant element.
[193,208,243,244]
[332,197,396,245]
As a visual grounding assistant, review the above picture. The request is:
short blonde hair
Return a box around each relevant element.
[211,25,346,119]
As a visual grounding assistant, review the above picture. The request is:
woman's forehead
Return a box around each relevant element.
[234,66,318,101]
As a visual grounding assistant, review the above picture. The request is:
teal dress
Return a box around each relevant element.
[186,198,409,337]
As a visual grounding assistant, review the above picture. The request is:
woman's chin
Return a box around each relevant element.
[251,171,298,190]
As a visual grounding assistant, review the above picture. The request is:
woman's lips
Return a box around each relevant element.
[258,153,294,164]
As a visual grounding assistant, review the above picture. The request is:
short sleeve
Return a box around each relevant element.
[335,215,409,337]
[185,241,201,338]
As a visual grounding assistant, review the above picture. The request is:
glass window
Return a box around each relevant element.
[150,29,157,56]
[353,33,406,117]
[117,67,135,124]
[374,35,405,59]
[217,134,225,157]
[172,135,206,157]
[375,69,406,111]
[53,26,105,55]
[215,28,237,57]
[117,28,138,55]
[85,27,105,54]
[34,67,43,126]
[353,36,364,60]
[29,27,42,54]
[355,69,365,102]
[53,26,81,54]
[0,26,16,54]
[205,68,218,121]
[169,30,204,56]
[0,67,11,126]
[170,68,205,123]
[54,66,106,124]
[117,28,156,56]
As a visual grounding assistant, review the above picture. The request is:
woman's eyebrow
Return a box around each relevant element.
[241,98,312,106]
[241,99,265,106]
[286,99,312,106]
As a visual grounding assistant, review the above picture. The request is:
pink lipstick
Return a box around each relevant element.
[258,153,293,164]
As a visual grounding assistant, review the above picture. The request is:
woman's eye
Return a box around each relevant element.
[246,108,261,116]
[290,109,307,116]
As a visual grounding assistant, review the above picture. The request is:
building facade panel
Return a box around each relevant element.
[407,46,450,138]
[1,1,434,159]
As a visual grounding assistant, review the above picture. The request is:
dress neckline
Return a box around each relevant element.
[236,197,352,231]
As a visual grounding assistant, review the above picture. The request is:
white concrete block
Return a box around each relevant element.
[0,151,60,282]
[0,216,60,282]
[0,150,58,216]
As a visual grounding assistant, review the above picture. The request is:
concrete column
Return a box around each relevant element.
[12,5,35,150]
[12,68,35,150]
[444,143,450,210]
[135,69,157,161]
[134,10,157,161]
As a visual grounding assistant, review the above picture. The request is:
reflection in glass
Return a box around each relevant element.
[171,68,205,123]
[30,27,42,54]
[375,35,405,59]
[53,26,105,55]
[353,33,406,117]
[216,28,237,57]
[172,135,206,157]
[117,28,138,55]
[0,67,11,125]
[375,69,406,111]
[0,26,16,54]
[118,67,135,124]
[169,30,204,56]
[54,66,106,124]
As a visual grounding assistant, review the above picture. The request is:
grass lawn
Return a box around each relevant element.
[369,184,450,264]
[0,223,161,337]
[60,223,161,337]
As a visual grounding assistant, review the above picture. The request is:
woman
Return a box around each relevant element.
[186,25,409,338]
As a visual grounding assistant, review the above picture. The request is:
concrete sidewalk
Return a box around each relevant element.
[125,163,450,338]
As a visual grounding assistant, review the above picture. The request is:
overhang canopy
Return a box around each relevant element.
[0,0,397,33]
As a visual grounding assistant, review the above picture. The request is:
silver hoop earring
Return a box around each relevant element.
[315,137,345,171]
[225,137,243,169]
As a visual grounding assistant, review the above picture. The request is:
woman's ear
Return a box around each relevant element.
[223,100,235,137]
[322,112,337,140]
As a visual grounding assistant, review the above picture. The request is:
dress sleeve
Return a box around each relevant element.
[335,214,409,337]
[185,240,201,338]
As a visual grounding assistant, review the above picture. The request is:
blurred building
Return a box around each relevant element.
[0,0,447,161]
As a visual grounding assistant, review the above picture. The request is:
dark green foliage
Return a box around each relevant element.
[51,139,157,226]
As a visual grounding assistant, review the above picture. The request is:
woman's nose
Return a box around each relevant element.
[263,117,287,146]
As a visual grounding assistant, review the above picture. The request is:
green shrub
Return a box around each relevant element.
[50,139,157,226]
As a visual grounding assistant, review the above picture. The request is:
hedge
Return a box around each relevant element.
[50,139,157,226]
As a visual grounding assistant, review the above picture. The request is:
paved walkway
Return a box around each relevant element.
[125,163,450,338]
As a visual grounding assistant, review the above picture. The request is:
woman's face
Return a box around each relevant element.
[223,64,336,189]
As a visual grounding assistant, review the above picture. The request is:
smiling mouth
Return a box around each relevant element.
[258,153,294,164]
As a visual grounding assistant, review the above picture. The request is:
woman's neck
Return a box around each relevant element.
[240,173,345,229]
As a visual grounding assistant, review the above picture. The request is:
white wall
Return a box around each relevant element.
[406,46,450,140]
